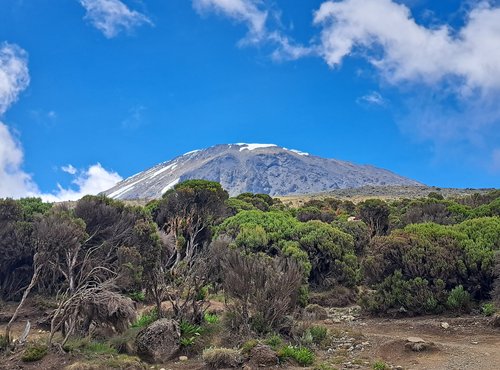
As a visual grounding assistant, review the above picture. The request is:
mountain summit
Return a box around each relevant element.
[103,144,421,199]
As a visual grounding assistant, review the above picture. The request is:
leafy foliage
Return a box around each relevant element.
[278,345,315,366]
[21,343,48,362]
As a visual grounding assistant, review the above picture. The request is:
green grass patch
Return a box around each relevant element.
[126,291,145,302]
[264,333,283,349]
[241,339,260,354]
[372,360,389,370]
[64,338,117,356]
[310,325,328,345]
[21,344,48,362]
[204,312,219,324]
[482,303,496,316]
[131,308,158,328]
[180,320,203,347]
[278,345,314,367]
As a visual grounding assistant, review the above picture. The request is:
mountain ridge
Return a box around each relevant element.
[102,144,422,199]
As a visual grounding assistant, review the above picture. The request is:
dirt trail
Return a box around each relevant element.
[325,313,500,370]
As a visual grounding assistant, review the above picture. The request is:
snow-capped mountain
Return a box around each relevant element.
[102,143,421,199]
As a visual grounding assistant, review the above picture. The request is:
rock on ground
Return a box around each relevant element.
[135,319,181,363]
[249,345,278,367]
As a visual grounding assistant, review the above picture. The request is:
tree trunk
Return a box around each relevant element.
[5,265,41,343]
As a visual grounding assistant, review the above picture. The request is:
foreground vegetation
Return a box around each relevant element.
[0,182,499,368]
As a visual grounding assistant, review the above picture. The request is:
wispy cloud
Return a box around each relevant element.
[61,164,77,175]
[193,0,313,59]
[0,41,122,201]
[79,0,153,38]
[121,105,146,130]
[193,0,268,43]
[357,91,387,107]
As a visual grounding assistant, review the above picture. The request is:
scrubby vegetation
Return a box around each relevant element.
[0,184,499,368]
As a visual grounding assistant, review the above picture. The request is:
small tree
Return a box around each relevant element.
[358,199,390,237]
[153,180,229,272]
[222,250,302,334]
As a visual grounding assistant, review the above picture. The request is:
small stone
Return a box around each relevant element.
[179,356,188,361]
[405,337,434,352]
[406,337,425,343]
[441,322,450,329]
[471,341,478,345]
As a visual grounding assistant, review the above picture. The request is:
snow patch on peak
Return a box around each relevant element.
[150,162,177,179]
[237,143,277,151]
[288,149,309,156]
[161,178,180,194]
[183,149,201,156]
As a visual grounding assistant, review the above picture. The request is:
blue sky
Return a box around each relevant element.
[0,0,499,200]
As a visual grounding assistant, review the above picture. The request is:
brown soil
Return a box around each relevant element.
[318,314,500,370]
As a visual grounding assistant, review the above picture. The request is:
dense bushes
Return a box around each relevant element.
[362,217,500,313]
[0,184,498,347]
[217,210,358,287]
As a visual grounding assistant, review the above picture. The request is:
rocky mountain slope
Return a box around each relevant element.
[102,144,422,199]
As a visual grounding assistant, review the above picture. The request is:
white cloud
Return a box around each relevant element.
[357,91,387,106]
[0,43,36,198]
[313,0,500,93]
[0,41,122,201]
[0,42,29,115]
[193,0,313,58]
[311,0,500,170]
[193,0,268,43]
[61,164,77,175]
[44,163,123,202]
[79,0,153,38]
[0,122,39,198]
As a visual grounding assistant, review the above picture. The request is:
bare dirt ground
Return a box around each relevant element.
[315,311,500,370]
[1,301,499,369]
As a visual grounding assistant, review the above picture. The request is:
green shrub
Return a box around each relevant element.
[481,303,496,316]
[278,345,314,367]
[447,285,471,312]
[21,344,48,362]
[131,308,158,328]
[264,333,282,349]
[126,291,145,302]
[180,320,203,347]
[372,360,389,370]
[64,338,117,356]
[204,312,219,324]
[314,364,337,370]
[240,339,259,354]
[202,347,242,368]
[310,325,328,344]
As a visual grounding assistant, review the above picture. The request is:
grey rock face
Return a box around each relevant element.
[135,319,181,363]
[103,144,422,199]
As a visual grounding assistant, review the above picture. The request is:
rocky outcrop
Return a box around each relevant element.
[135,319,180,363]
